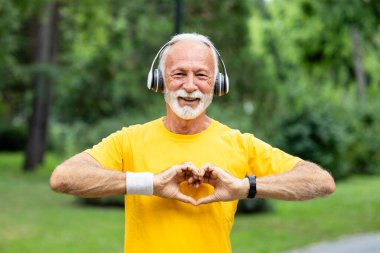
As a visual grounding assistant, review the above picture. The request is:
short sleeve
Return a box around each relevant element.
[246,135,302,177]
[85,130,124,171]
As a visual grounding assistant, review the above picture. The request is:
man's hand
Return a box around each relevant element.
[195,163,249,205]
[153,162,201,205]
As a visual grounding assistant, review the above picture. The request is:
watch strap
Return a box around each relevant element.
[246,175,257,198]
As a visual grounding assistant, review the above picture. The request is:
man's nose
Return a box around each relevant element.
[183,74,197,93]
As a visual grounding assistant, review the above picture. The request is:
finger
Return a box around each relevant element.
[184,162,200,176]
[161,165,180,180]
[182,161,195,166]
[182,161,196,168]
[184,166,202,185]
[174,192,196,205]
[193,172,202,184]
[174,163,189,179]
[187,177,194,188]
[188,176,194,184]
[179,162,197,176]
[195,194,218,206]
[201,164,227,181]
[188,177,201,188]
[198,163,213,177]
[184,170,191,179]
[199,165,215,183]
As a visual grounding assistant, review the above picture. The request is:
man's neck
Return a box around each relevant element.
[163,110,212,135]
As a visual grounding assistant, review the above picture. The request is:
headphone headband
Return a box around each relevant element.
[147,41,171,81]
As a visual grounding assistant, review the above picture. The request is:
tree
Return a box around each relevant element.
[250,0,380,100]
[24,2,60,171]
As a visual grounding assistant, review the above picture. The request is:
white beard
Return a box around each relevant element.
[164,88,213,120]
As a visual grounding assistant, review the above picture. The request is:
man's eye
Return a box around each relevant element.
[197,74,208,79]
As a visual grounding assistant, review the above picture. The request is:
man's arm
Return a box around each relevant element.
[50,152,125,198]
[195,161,335,205]
[50,153,200,204]
[255,160,335,201]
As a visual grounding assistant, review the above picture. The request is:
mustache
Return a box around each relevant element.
[167,89,204,99]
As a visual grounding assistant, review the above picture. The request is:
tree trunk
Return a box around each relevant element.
[24,3,59,171]
[174,0,182,34]
[350,24,366,104]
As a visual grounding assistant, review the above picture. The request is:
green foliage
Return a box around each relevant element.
[250,0,380,86]
[1,0,380,179]
[49,0,260,124]
[0,0,26,122]
[246,0,380,179]
[49,105,166,156]
[55,0,173,123]
[348,91,380,175]
[271,81,380,179]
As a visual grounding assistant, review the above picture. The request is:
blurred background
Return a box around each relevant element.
[0,0,379,252]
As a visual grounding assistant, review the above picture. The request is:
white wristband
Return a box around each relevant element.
[126,172,154,196]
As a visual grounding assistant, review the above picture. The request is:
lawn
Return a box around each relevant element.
[0,152,379,253]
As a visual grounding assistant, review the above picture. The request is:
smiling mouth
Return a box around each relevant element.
[178,97,200,102]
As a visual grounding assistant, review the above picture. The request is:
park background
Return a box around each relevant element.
[0,0,379,252]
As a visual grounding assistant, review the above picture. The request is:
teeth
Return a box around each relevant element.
[181,97,198,101]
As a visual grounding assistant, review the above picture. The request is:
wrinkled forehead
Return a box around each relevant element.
[163,41,215,70]
[165,40,213,58]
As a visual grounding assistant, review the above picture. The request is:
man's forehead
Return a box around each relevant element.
[165,41,213,62]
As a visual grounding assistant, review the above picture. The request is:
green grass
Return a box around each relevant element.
[231,176,380,252]
[0,152,124,253]
[1,152,379,253]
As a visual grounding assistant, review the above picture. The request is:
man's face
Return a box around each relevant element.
[163,41,215,120]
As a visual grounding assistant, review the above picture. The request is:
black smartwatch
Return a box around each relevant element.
[246,175,257,198]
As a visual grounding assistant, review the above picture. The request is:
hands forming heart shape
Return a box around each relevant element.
[153,162,249,206]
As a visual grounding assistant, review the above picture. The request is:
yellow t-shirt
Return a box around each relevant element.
[85,117,301,253]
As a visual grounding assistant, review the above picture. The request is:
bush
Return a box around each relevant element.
[78,195,124,207]
[237,198,273,214]
[346,99,380,175]
[275,105,352,179]
[0,124,27,151]
[271,81,380,179]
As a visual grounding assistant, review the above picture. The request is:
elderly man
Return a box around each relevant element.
[50,33,335,253]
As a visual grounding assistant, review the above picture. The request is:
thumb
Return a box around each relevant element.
[173,192,197,205]
[195,194,218,206]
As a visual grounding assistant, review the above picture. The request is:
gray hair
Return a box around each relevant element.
[158,33,219,81]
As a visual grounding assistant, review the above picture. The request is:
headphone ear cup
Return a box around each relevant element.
[149,69,164,93]
[214,72,226,96]
[147,70,153,90]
